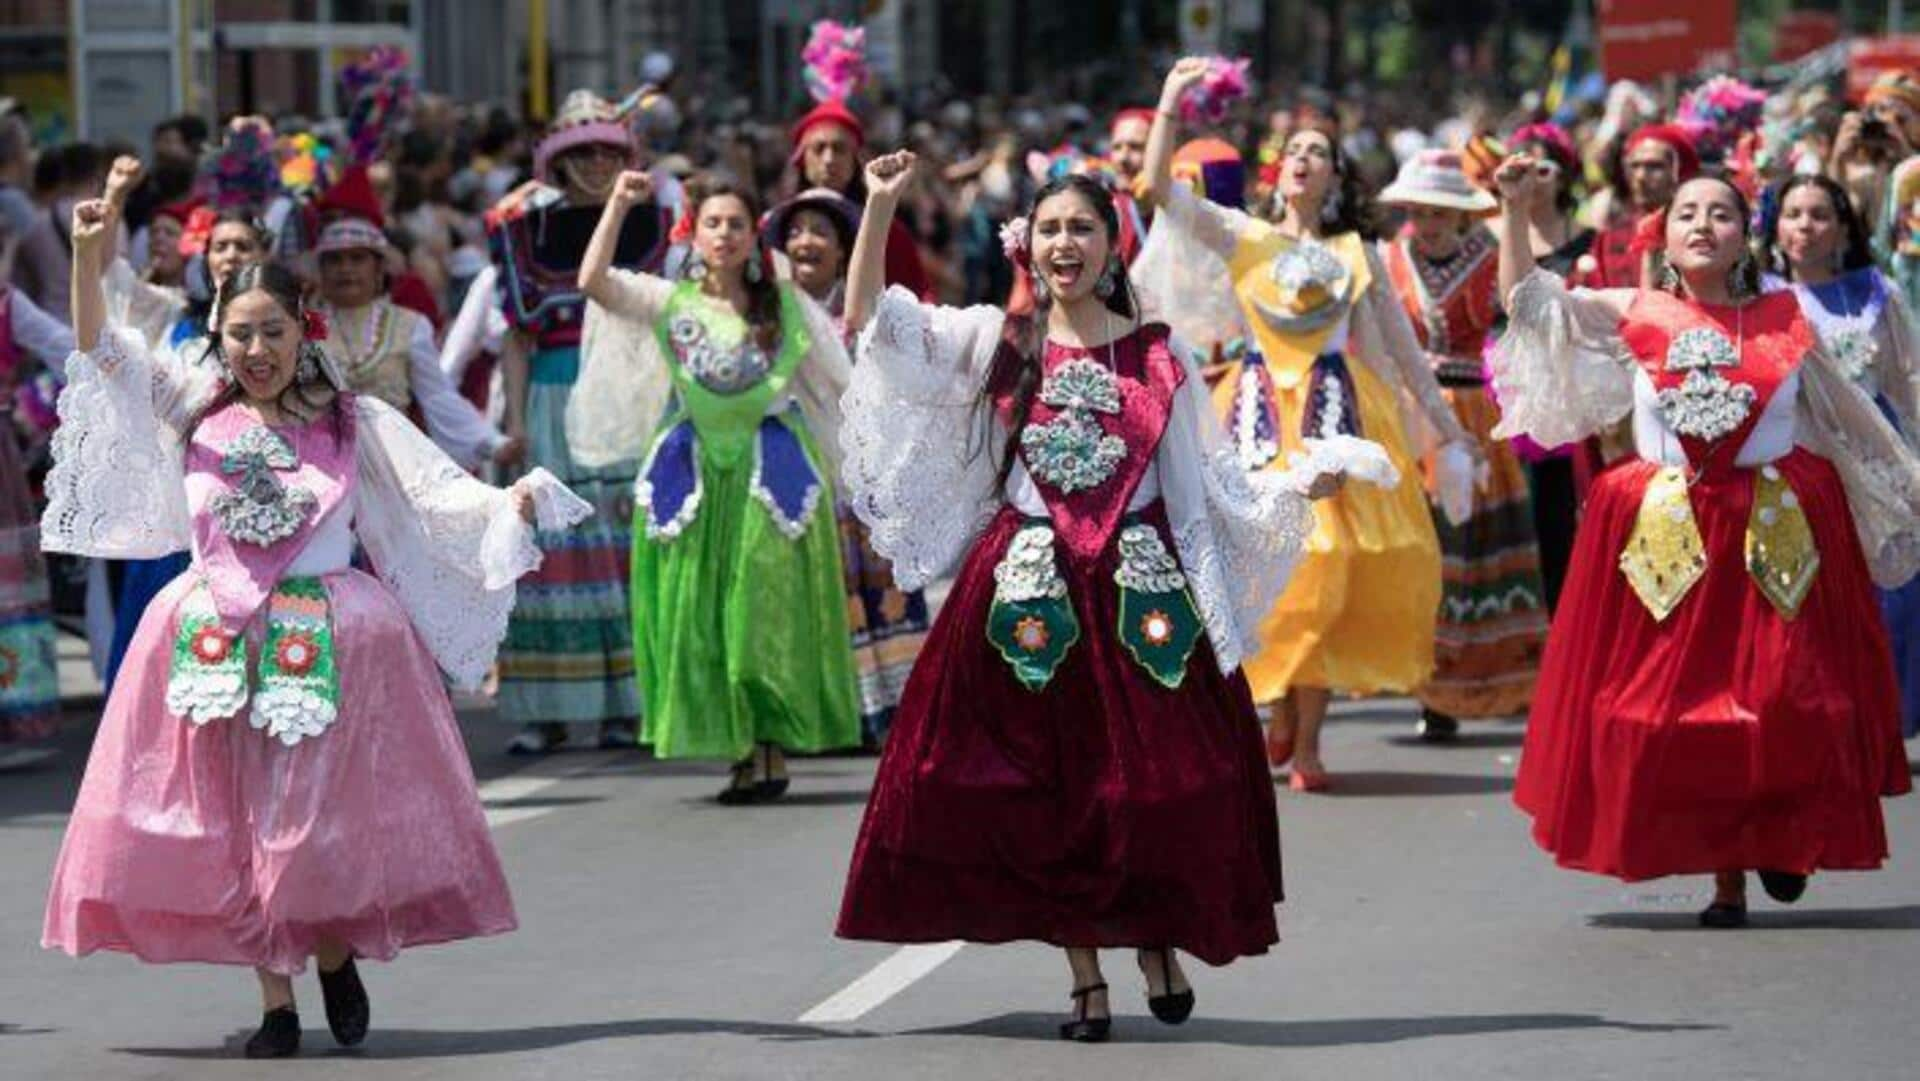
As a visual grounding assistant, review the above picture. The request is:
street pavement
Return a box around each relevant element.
[3,638,1917,1081]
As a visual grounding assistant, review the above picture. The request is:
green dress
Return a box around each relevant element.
[631,282,860,760]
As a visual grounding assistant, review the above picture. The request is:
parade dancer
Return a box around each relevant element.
[41,192,590,1056]
[491,92,670,753]
[1135,58,1480,789]
[1377,150,1549,738]
[1492,158,1919,926]
[571,170,860,801]
[1761,174,1920,738]
[763,187,928,744]
[835,149,1392,1040]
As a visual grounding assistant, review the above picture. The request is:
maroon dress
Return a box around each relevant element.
[836,326,1283,966]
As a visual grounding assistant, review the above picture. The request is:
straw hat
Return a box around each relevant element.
[534,90,636,184]
[1377,149,1498,214]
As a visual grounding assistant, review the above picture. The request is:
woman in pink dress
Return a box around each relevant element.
[40,161,591,1058]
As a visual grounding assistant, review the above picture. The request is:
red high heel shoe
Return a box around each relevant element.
[1288,764,1331,792]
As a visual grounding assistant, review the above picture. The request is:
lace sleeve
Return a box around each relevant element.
[1132,184,1253,350]
[41,325,197,557]
[1874,286,1920,450]
[1349,246,1472,450]
[569,272,676,469]
[354,398,592,688]
[103,257,186,350]
[840,286,1007,590]
[1487,268,1638,447]
[1159,347,1315,673]
[789,289,852,478]
[1796,346,1920,587]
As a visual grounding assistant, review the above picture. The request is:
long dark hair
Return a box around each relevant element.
[978,174,1139,492]
[1759,174,1876,281]
[185,261,345,444]
[1267,130,1376,240]
[684,173,783,353]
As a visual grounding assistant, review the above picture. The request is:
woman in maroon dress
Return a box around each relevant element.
[1490,158,1919,926]
[834,148,1395,1039]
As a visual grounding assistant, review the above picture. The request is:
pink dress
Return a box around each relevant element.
[39,325,589,974]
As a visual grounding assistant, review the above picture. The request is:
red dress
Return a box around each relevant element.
[1515,291,1910,881]
[836,327,1283,965]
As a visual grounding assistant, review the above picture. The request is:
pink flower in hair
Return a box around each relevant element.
[999,216,1031,265]
[802,20,870,104]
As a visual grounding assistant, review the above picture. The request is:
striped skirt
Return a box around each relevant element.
[1418,382,1549,719]
[838,505,928,744]
[496,345,641,726]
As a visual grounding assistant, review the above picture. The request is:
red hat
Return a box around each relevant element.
[154,197,205,226]
[1110,107,1155,135]
[1626,124,1701,182]
[791,98,865,152]
[315,165,386,230]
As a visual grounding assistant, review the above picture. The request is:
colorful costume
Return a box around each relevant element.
[1494,272,1918,880]
[1382,226,1548,718]
[569,270,859,760]
[1134,184,1471,703]
[41,323,590,972]
[487,192,667,731]
[0,287,69,742]
[1784,268,1920,737]
[835,289,1386,962]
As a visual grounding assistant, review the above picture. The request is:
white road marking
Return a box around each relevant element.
[799,942,966,1024]
[478,760,597,829]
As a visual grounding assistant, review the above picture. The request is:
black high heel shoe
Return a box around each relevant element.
[317,956,370,1046]
[753,743,790,801]
[715,756,761,805]
[1143,948,1195,1025]
[1758,870,1808,904]
[243,1006,302,1059]
[1059,982,1111,1043]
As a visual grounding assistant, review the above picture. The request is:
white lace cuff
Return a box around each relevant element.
[1488,268,1635,448]
[478,468,595,590]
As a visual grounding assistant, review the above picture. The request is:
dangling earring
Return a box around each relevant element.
[683,252,708,281]
[1728,249,1757,302]
[745,250,764,284]
[1094,256,1118,300]
[1658,258,1682,293]
[1028,265,1049,302]
[295,342,322,384]
[1319,186,1343,228]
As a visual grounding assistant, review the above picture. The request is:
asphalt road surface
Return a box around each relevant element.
[4,673,1916,1081]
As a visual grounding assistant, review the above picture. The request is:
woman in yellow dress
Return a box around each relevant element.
[1137,59,1479,790]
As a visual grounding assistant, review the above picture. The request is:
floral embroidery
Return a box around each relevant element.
[209,426,318,547]
[1140,610,1174,646]
[1656,368,1758,441]
[191,625,234,664]
[667,312,774,395]
[274,632,321,676]
[1013,616,1051,652]
[1020,359,1127,493]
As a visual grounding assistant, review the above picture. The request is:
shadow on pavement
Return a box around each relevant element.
[1587,905,1920,932]
[1,1024,57,1036]
[675,789,873,810]
[117,1018,876,1059]
[896,1010,1717,1045]
[1383,730,1526,750]
[1281,770,1513,798]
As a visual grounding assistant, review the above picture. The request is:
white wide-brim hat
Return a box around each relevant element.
[1377,149,1498,214]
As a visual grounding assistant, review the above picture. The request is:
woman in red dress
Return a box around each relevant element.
[1489,157,1919,927]
[834,146,1390,1039]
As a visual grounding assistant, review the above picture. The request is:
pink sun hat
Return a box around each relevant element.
[534,90,636,184]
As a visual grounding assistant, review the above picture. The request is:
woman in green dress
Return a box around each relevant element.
[571,170,860,802]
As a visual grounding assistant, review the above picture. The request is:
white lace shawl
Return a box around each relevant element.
[569,268,851,472]
[41,324,591,689]
[1870,288,1920,452]
[1133,183,1471,450]
[843,287,1328,674]
[1490,269,1920,586]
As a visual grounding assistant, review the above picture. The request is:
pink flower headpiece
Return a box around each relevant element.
[1178,57,1252,127]
[1675,76,1766,160]
[802,21,869,104]
[999,216,1031,268]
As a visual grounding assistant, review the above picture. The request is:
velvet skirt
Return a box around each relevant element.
[837,503,1282,965]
